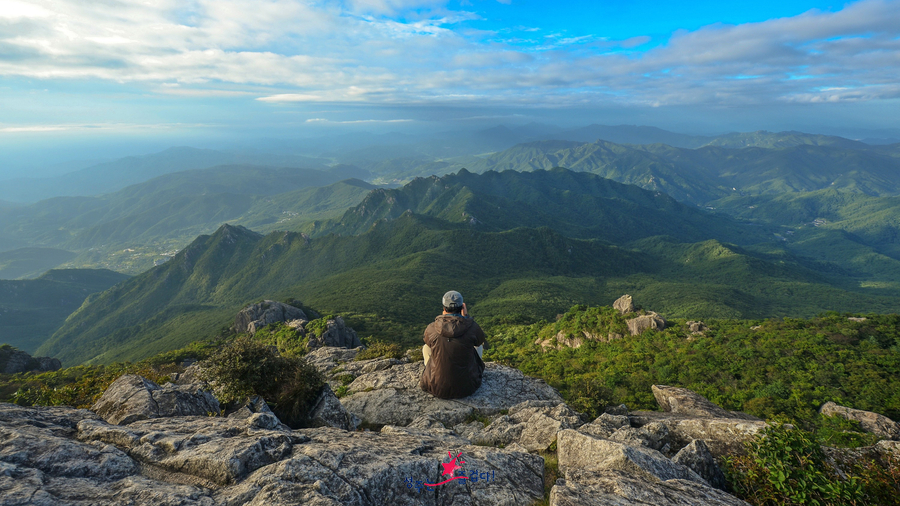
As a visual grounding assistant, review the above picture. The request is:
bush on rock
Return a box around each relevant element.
[199,337,324,428]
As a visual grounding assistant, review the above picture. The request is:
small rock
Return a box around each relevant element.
[308,384,359,431]
[673,440,727,490]
[604,404,629,416]
[687,321,708,333]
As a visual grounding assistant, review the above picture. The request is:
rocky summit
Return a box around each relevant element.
[5,345,898,505]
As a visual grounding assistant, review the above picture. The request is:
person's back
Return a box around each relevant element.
[419,291,486,399]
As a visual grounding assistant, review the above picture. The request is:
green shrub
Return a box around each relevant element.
[355,341,403,361]
[199,337,324,428]
[723,424,898,505]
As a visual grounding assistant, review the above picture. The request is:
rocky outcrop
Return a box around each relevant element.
[454,400,585,452]
[308,316,362,349]
[0,346,62,374]
[304,346,404,391]
[652,385,759,421]
[551,429,749,506]
[233,300,307,335]
[820,401,900,440]
[613,294,635,314]
[0,403,544,506]
[686,321,708,335]
[340,361,563,427]
[92,374,221,425]
[626,312,666,336]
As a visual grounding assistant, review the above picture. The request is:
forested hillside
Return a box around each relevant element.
[0,269,129,353]
[38,169,900,366]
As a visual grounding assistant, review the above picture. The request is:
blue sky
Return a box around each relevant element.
[1,0,899,166]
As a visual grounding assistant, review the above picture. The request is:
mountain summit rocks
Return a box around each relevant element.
[0,347,793,505]
[233,300,308,335]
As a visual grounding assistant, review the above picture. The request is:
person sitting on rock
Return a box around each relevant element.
[419,290,486,399]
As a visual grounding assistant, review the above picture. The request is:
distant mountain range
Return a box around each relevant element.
[5,128,900,365]
[0,166,375,274]
[0,147,334,203]
[36,169,900,366]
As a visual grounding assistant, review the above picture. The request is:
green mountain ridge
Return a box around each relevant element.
[37,169,900,366]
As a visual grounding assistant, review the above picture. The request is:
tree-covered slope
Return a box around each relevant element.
[320,168,761,245]
[39,170,900,366]
[0,269,129,353]
[453,139,900,206]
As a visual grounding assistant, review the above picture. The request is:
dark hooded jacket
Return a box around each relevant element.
[419,314,486,399]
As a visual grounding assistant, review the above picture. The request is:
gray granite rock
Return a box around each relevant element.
[549,469,751,506]
[557,429,703,484]
[309,384,360,431]
[673,440,727,490]
[652,385,760,421]
[233,300,307,335]
[613,294,635,314]
[626,312,666,336]
[216,427,545,506]
[629,411,769,457]
[820,401,900,440]
[341,361,563,427]
[92,375,221,425]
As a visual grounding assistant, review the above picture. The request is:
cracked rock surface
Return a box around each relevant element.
[0,403,543,506]
[341,361,563,427]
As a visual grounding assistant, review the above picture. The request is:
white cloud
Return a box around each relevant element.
[0,0,897,109]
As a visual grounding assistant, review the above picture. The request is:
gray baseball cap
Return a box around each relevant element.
[442,290,464,308]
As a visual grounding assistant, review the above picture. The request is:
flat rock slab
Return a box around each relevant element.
[77,413,295,486]
[92,375,221,426]
[341,362,563,427]
[1,403,544,506]
[549,469,751,506]
[218,427,545,506]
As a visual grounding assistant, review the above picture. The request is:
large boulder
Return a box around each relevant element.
[552,429,750,506]
[77,414,295,486]
[340,361,564,427]
[455,400,585,452]
[92,375,221,425]
[629,411,769,457]
[652,385,759,421]
[309,316,362,349]
[0,346,62,374]
[233,300,308,334]
[549,469,750,506]
[673,440,727,491]
[557,429,703,484]
[626,312,666,336]
[217,427,545,506]
[613,294,635,314]
[820,401,900,440]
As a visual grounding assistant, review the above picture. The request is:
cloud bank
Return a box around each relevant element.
[1,0,898,109]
